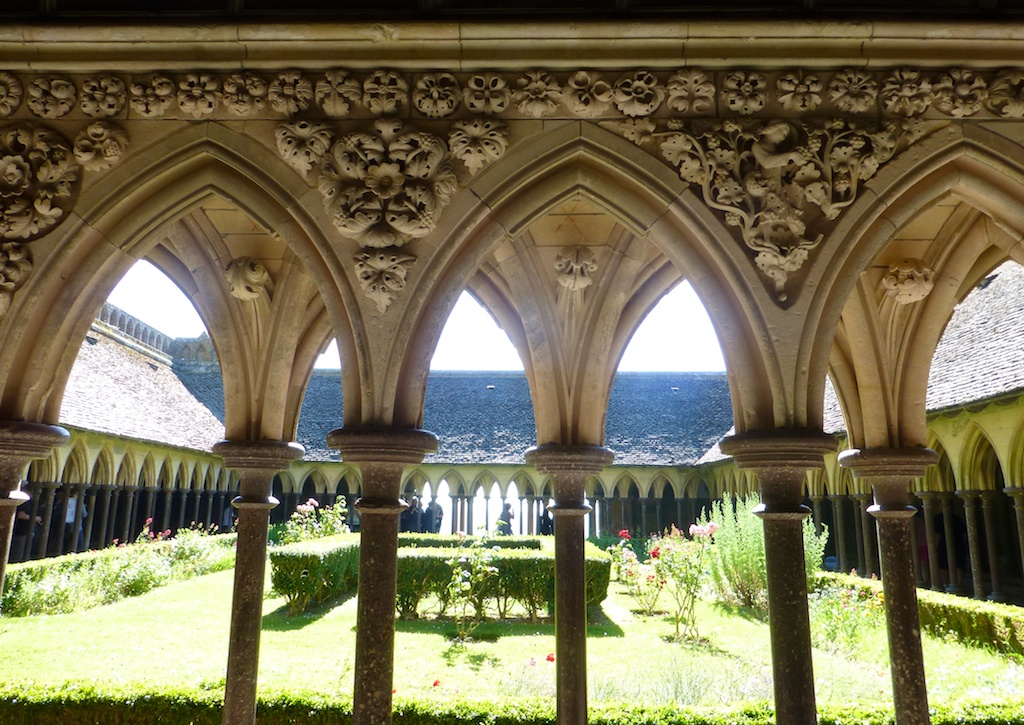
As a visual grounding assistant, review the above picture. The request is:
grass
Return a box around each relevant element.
[0,565,1021,711]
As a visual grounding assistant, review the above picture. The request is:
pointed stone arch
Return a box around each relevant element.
[959,424,1004,492]
[60,441,89,484]
[91,445,115,487]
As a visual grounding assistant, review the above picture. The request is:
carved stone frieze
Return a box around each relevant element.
[413,73,460,118]
[73,121,129,171]
[555,246,598,291]
[448,119,509,174]
[177,73,221,118]
[515,71,561,118]
[80,75,126,118]
[0,123,80,241]
[0,240,31,317]
[354,248,415,312]
[318,118,456,248]
[463,73,511,115]
[0,73,23,118]
[613,70,665,117]
[129,75,175,118]
[315,70,362,118]
[225,257,275,301]
[563,71,612,116]
[270,71,313,115]
[362,70,407,116]
[275,120,333,175]
[27,76,77,119]
[223,73,269,116]
[882,259,935,304]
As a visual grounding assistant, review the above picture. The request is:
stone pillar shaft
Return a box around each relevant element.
[829,495,851,573]
[980,492,1004,600]
[33,483,59,559]
[215,440,303,725]
[940,493,961,591]
[526,444,613,725]
[1005,489,1024,587]
[719,430,835,725]
[958,491,985,599]
[840,447,935,725]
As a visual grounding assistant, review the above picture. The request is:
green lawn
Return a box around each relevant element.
[0,566,1021,711]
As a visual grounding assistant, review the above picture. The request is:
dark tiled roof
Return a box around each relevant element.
[61,327,224,451]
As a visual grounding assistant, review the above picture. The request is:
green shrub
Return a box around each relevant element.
[396,547,457,619]
[268,534,360,614]
[278,498,349,545]
[398,533,542,550]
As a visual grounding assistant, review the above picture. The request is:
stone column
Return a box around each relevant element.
[840,447,936,725]
[160,488,174,533]
[958,491,985,599]
[33,482,60,559]
[191,488,204,527]
[54,485,71,555]
[810,496,826,537]
[119,487,137,543]
[940,492,961,591]
[719,430,835,725]
[589,494,601,538]
[19,482,41,561]
[96,485,116,546]
[82,484,99,550]
[466,494,474,533]
[1004,488,1024,588]
[600,493,610,537]
[525,444,613,725]
[828,494,851,573]
[854,493,878,577]
[71,483,89,552]
[639,498,649,537]
[851,493,866,574]
[176,488,189,532]
[980,491,1005,601]
[328,428,437,725]
[214,439,303,725]
[916,492,942,591]
[675,497,685,530]
[0,423,69,597]
[526,495,535,535]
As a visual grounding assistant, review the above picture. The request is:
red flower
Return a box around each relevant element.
[618,529,631,540]
[650,546,660,559]
[432,679,441,687]
[546,652,555,662]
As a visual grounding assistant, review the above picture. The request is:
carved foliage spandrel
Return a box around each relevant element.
[882,259,935,304]
[354,248,415,312]
[0,124,80,242]
[225,257,275,301]
[555,246,598,291]
[0,240,30,317]
[73,121,129,171]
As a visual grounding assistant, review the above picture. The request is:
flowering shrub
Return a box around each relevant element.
[278,498,349,545]
[652,523,717,640]
[446,538,499,641]
[808,583,885,655]
[617,537,664,616]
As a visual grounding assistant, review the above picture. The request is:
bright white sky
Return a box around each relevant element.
[107,261,726,372]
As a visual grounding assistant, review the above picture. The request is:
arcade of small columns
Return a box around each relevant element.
[7,21,1024,725]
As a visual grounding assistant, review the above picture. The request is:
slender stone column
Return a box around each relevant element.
[828,494,851,573]
[639,498,649,537]
[840,447,936,725]
[526,495,536,535]
[95,485,114,546]
[600,494,610,536]
[119,487,137,543]
[176,488,188,532]
[940,493,961,591]
[19,482,41,560]
[71,483,89,552]
[675,497,685,529]
[160,488,174,533]
[854,493,878,577]
[82,485,99,550]
[54,485,71,555]
[466,494,474,533]
[720,430,835,725]
[1004,488,1024,587]
[589,494,601,538]
[214,439,303,725]
[33,482,60,559]
[810,496,826,537]
[191,488,204,527]
[203,489,215,528]
[328,428,437,725]
[916,492,942,590]
[958,491,985,599]
[980,491,1005,601]
[851,493,866,574]
[0,423,69,598]
[525,444,613,725]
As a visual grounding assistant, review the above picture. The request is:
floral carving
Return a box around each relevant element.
[827,70,878,113]
[270,71,313,115]
[777,72,822,112]
[413,73,460,118]
[613,71,665,117]
[275,121,333,174]
[0,124,79,241]
[932,69,987,118]
[316,70,363,118]
[515,71,561,118]
[464,73,511,115]
[986,71,1024,118]
[0,241,31,317]
[882,259,935,304]
[80,75,126,118]
[880,69,932,117]
[555,246,598,291]
[666,70,715,114]
[363,70,408,116]
[657,118,931,299]
[177,73,221,118]
[223,73,268,116]
[354,249,415,312]
[225,257,274,301]
[720,72,767,116]
[449,119,509,174]
[318,118,456,248]
[563,71,612,116]
[0,73,24,118]
[129,75,175,118]
[27,76,77,119]
[73,121,129,171]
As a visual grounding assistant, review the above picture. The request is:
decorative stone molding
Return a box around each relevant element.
[315,70,362,118]
[362,70,407,116]
[464,73,510,115]
[269,71,313,115]
[354,248,416,312]
[80,75,126,118]
[448,119,509,174]
[318,118,456,248]
[555,246,598,291]
[223,73,269,116]
[0,73,23,118]
[666,69,714,115]
[413,73,460,118]
[0,123,79,241]
[0,240,31,317]
[515,71,561,118]
[614,70,665,117]
[881,258,935,304]
[177,73,221,118]
[563,71,612,116]
[73,121,129,171]
[27,76,76,119]
[129,74,175,118]
[224,257,274,301]
[275,120,333,175]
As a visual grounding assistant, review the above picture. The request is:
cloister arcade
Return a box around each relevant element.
[5,18,1024,725]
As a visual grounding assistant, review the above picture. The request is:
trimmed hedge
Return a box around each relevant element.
[815,572,1024,656]
[0,683,1022,725]
[397,533,543,550]
[270,536,610,619]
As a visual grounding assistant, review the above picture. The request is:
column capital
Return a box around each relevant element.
[838,446,937,479]
[327,427,437,464]
[213,439,305,471]
[524,444,614,477]
[956,489,982,502]
[1004,487,1024,504]
[719,428,835,471]
[0,421,69,497]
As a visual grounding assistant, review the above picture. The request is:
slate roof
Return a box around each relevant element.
[61,326,225,451]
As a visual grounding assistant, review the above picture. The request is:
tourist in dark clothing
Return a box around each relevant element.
[496,502,514,535]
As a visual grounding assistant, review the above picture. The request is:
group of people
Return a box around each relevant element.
[400,496,444,534]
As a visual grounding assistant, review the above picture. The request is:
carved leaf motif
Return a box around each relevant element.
[463,73,511,115]
[316,70,362,118]
[27,76,77,119]
[882,259,935,304]
[613,71,665,117]
[73,121,130,171]
[448,119,509,174]
[129,75,175,117]
[177,73,221,118]
[0,124,80,241]
[933,69,986,118]
[363,70,408,116]
[275,121,333,175]
[555,246,598,291]
[721,72,767,116]
[0,240,31,318]
[563,71,612,116]
[0,73,23,118]
[776,72,822,112]
[985,71,1024,118]
[413,73,461,118]
[80,75,126,118]
[880,69,933,117]
[666,69,715,114]
[270,71,314,115]
[223,73,268,116]
[354,249,415,312]
[515,71,561,118]
[827,69,878,113]
[225,257,274,301]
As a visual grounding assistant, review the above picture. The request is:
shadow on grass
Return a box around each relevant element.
[261,592,355,631]
[441,641,502,670]
[587,605,625,637]
[711,601,768,624]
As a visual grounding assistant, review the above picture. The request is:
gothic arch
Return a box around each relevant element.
[60,441,89,484]
[959,424,1004,492]
[91,445,115,487]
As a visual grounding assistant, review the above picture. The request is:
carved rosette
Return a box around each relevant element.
[0,123,80,241]
[882,259,935,304]
[448,119,509,175]
[354,249,416,312]
[0,240,31,317]
[275,121,333,175]
[225,257,275,301]
[73,121,129,171]
[0,73,23,118]
[318,118,456,248]
[555,246,598,291]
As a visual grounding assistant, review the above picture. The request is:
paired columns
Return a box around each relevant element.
[719,429,835,725]
[525,444,613,725]
[840,447,936,725]
[214,439,304,725]
[0,422,70,602]
[327,428,437,725]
